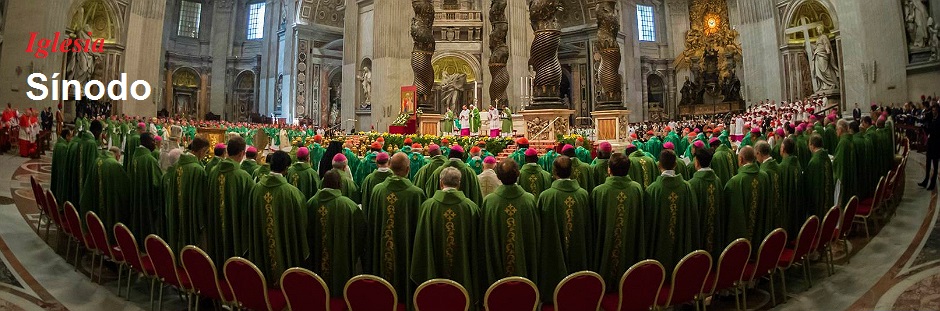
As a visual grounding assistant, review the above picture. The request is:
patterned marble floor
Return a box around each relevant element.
[0,150,936,310]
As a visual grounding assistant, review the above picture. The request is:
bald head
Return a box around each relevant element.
[738,146,757,165]
[390,153,410,177]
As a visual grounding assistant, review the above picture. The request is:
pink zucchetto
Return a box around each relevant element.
[709,137,720,144]
[428,144,440,152]
[483,156,497,164]
[562,144,575,152]
[376,152,390,164]
[663,142,675,150]
[332,153,347,163]
[693,141,705,149]
[525,148,538,157]
[154,135,163,142]
[247,146,257,154]
[775,128,785,137]
[451,145,465,154]
[138,122,146,130]
[296,147,309,158]
[598,141,612,153]
[827,114,837,121]
[751,127,760,134]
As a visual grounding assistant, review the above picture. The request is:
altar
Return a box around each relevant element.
[197,127,227,157]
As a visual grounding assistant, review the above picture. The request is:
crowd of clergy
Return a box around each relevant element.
[48,103,899,306]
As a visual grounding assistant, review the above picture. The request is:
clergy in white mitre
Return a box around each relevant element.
[488,105,501,137]
[459,104,471,137]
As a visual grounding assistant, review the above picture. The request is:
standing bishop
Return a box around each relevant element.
[306,170,366,295]
[537,156,592,301]
[206,137,255,266]
[482,159,540,287]
[592,153,646,288]
[248,151,309,284]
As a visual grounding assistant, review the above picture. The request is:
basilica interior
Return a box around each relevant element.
[0,0,936,131]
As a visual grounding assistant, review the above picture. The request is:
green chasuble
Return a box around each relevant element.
[310,143,326,172]
[711,145,738,185]
[442,110,455,133]
[76,132,100,205]
[123,133,140,168]
[248,174,309,285]
[796,134,812,169]
[240,159,260,175]
[408,152,426,180]
[724,163,772,250]
[688,168,725,258]
[50,138,71,207]
[128,146,164,239]
[366,176,426,300]
[674,158,691,181]
[414,155,446,191]
[759,159,784,232]
[502,108,513,132]
[665,132,681,153]
[539,150,558,174]
[518,163,552,196]
[306,188,366,296]
[252,163,271,183]
[355,152,378,186]
[343,148,361,174]
[205,157,221,176]
[824,124,838,154]
[741,133,753,148]
[591,158,610,188]
[471,108,482,132]
[537,179,592,301]
[410,189,482,303]
[286,162,321,200]
[628,150,658,190]
[646,173,699,274]
[482,184,540,286]
[79,150,130,236]
[592,176,646,289]
[163,153,208,252]
[510,148,527,167]
[328,168,360,203]
[803,149,835,220]
[467,156,484,175]
[645,137,663,161]
[360,168,394,213]
[206,158,255,266]
[570,158,594,190]
[423,159,483,204]
[778,156,804,238]
[853,132,874,199]
[575,146,592,164]
[834,134,858,207]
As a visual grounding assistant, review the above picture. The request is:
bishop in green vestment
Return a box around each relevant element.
[482,160,540,287]
[248,151,309,285]
[79,147,130,236]
[539,148,558,174]
[756,142,785,231]
[241,147,261,175]
[688,148,726,258]
[518,149,552,196]
[561,146,594,190]
[423,147,483,204]
[355,147,380,186]
[73,126,101,206]
[205,144,226,175]
[327,154,360,202]
[646,135,663,161]
[591,142,613,187]
[470,105,482,133]
[413,145,447,190]
[778,138,804,237]
[852,122,875,199]
[285,147,321,200]
[406,147,426,179]
[123,123,143,168]
[360,152,394,212]
[626,146,658,190]
[51,130,72,207]
[646,150,699,274]
[724,147,772,250]
[592,153,646,289]
[307,170,366,295]
[411,167,482,303]
[128,133,164,238]
[575,140,592,164]
[833,120,858,207]
[163,142,209,252]
[309,141,326,171]
[537,156,592,301]
[366,154,426,300]
[804,135,834,219]
[711,140,738,185]
[206,138,255,266]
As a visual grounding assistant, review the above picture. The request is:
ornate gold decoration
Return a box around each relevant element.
[611,191,627,280]
[219,174,226,235]
[748,178,759,239]
[564,196,575,252]
[264,192,279,274]
[675,0,743,83]
[173,69,200,88]
[705,184,716,252]
[434,56,477,83]
[318,205,331,279]
[443,208,457,277]
[504,204,517,276]
[70,0,116,41]
[383,193,398,278]
[668,192,679,241]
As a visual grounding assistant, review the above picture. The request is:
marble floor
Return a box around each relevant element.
[0,151,936,311]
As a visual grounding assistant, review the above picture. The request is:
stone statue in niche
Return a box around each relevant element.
[66,22,100,83]
[905,0,930,48]
[812,25,839,94]
[356,66,372,110]
[929,17,939,60]
[440,70,466,111]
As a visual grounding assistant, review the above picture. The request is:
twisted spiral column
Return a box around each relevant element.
[595,0,623,109]
[529,29,562,105]
[411,0,436,111]
[488,0,509,107]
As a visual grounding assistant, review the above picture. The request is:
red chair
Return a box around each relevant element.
[344,275,404,311]
[742,228,787,307]
[30,176,48,235]
[414,279,469,311]
[114,223,156,299]
[61,202,89,268]
[703,239,751,311]
[145,235,193,310]
[280,267,345,311]
[836,196,859,264]
[484,277,539,311]
[814,206,841,276]
[541,271,605,311]
[84,211,124,284]
[855,176,885,240]
[657,251,712,311]
[600,260,665,311]
[777,216,820,301]
[224,257,286,311]
[181,246,234,310]
[43,189,63,244]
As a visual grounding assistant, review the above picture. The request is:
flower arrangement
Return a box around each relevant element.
[358,133,513,154]
[556,133,594,150]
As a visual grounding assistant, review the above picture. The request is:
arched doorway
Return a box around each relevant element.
[171,68,201,118]
[326,69,342,127]
[781,0,840,102]
[233,71,256,122]
[432,53,479,112]
[647,74,667,122]
[64,0,122,117]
